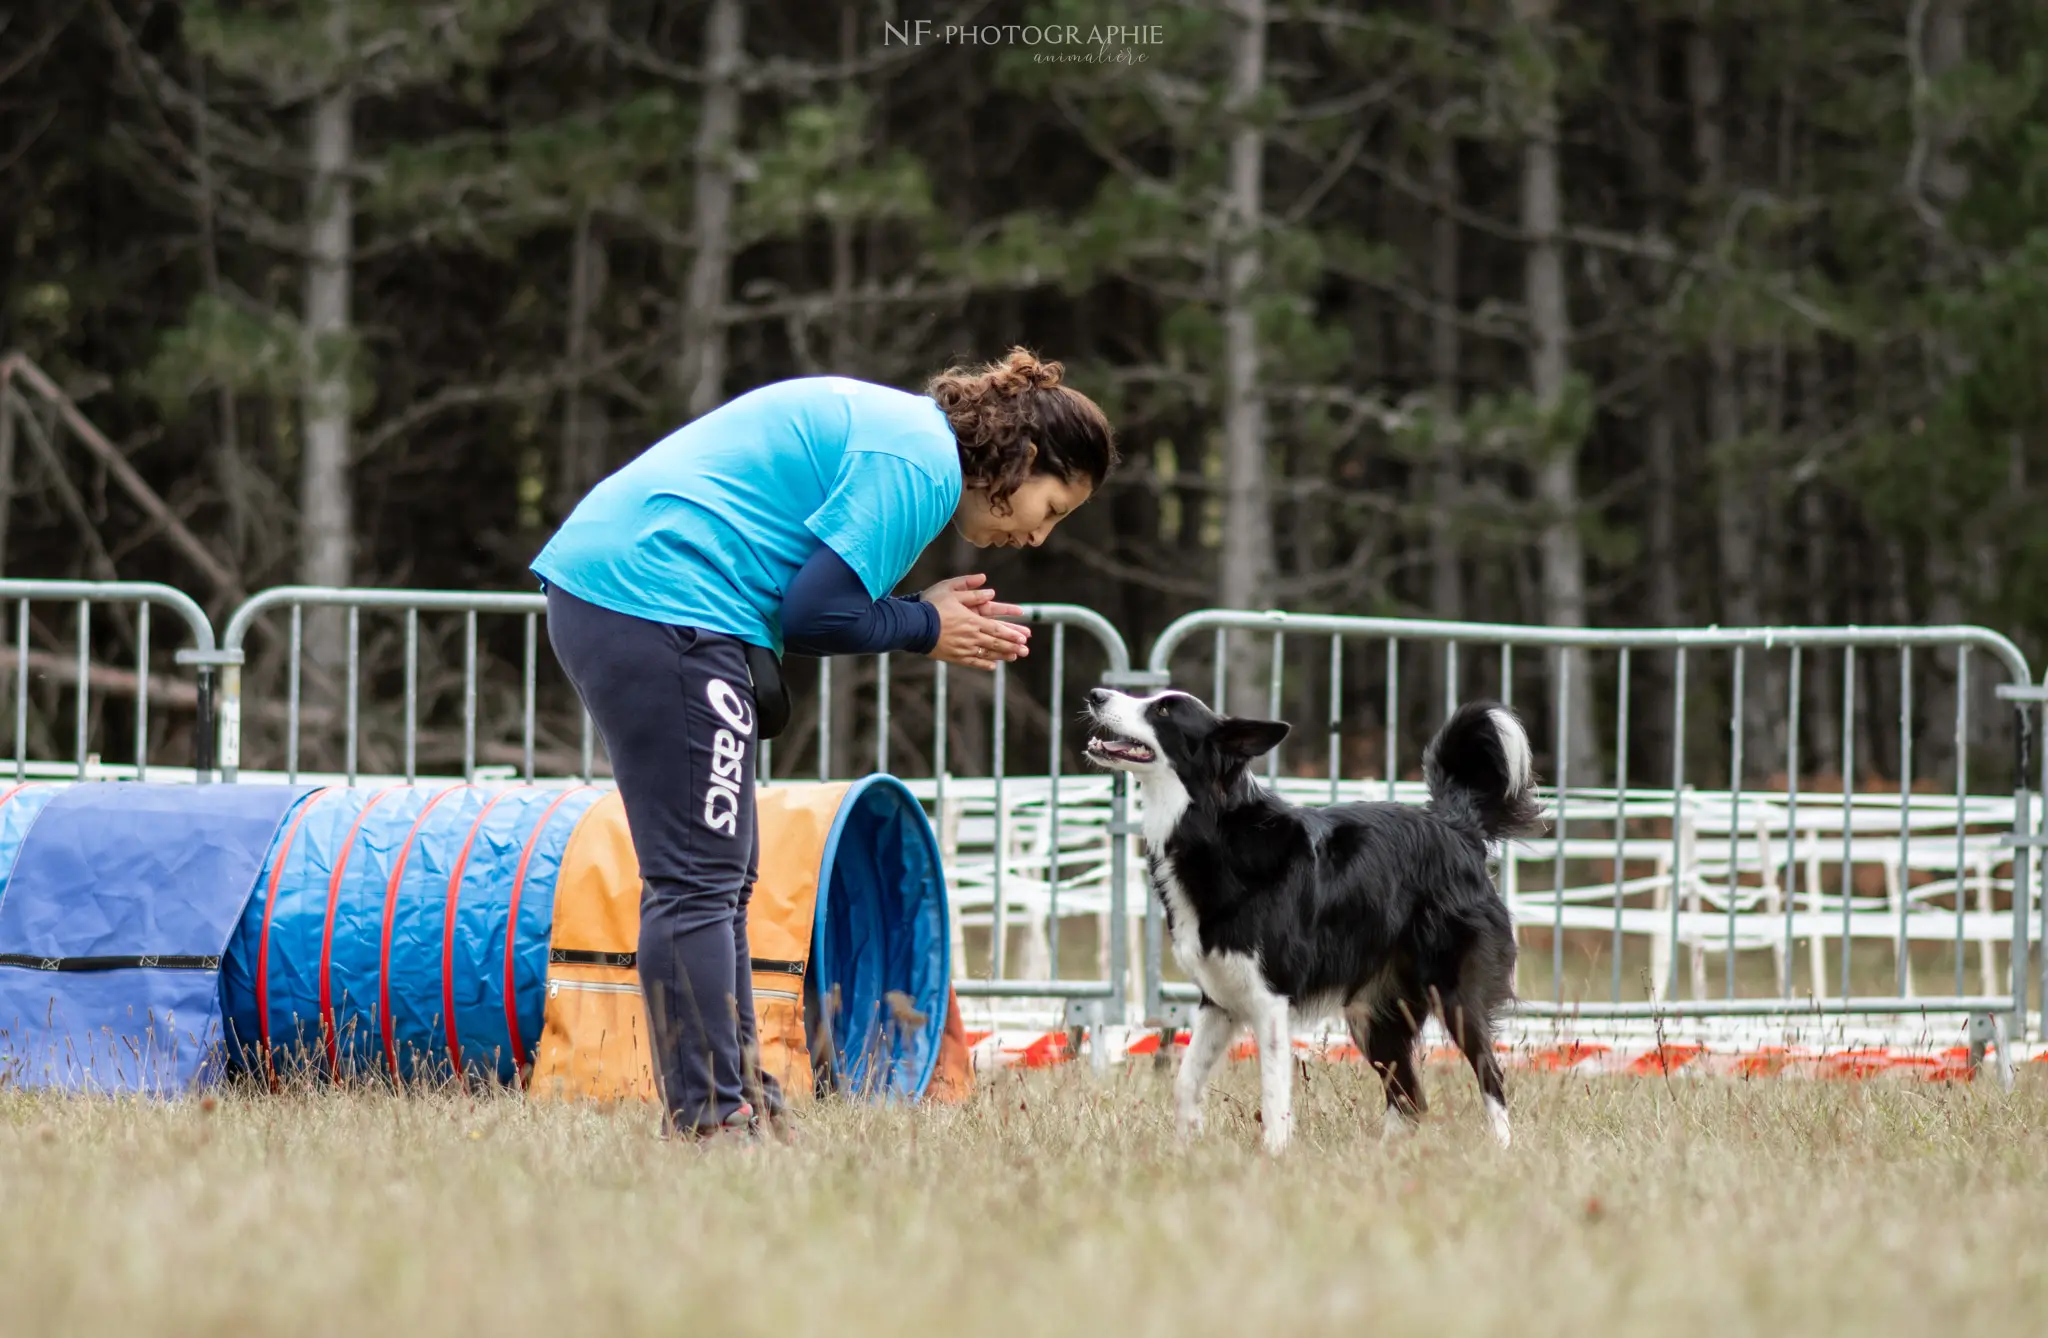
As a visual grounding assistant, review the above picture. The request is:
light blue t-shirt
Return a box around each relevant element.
[531,376,961,654]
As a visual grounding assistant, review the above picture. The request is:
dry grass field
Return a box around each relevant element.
[4,1061,2047,1337]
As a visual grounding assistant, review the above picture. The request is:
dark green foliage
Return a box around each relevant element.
[0,0,2044,765]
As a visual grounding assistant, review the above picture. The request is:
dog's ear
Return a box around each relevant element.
[1212,717,1290,759]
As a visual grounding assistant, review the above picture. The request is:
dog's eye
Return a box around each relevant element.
[1154,705,1169,718]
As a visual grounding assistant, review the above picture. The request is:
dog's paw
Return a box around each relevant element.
[1261,1124,1291,1156]
[1485,1096,1512,1149]
[1380,1107,1419,1143]
[1175,1107,1206,1140]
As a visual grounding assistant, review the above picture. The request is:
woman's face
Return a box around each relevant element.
[953,472,1095,550]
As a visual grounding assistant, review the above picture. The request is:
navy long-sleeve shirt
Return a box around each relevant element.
[781,546,941,657]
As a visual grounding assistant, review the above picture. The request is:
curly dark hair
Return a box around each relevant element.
[926,348,1118,514]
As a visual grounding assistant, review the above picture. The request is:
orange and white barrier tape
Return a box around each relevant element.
[964,1027,2043,1081]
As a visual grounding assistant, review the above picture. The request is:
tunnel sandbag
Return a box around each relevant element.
[810,775,951,1103]
[750,782,851,1102]
[531,778,958,1108]
[0,782,313,1093]
[219,783,604,1084]
[927,992,975,1104]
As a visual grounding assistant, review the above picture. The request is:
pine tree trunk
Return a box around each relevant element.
[1643,376,1681,786]
[1914,0,1977,785]
[1921,0,1974,210]
[1688,20,1760,638]
[1752,80,1802,774]
[1646,397,1681,633]
[193,58,250,578]
[0,396,14,579]
[1689,15,1778,783]
[300,39,356,723]
[1518,0,1599,785]
[1427,16,1465,719]
[301,83,354,591]
[557,208,610,518]
[1798,482,1839,777]
[1217,0,1275,721]
[677,0,743,420]
[1747,337,1790,774]
[1634,15,1683,780]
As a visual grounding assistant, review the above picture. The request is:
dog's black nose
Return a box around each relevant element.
[1087,687,1114,708]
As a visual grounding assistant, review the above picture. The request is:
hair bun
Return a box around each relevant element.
[994,347,1063,394]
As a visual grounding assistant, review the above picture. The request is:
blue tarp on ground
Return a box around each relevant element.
[811,774,951,1101]
[0,783,314,1093]
[0,783,62,904]
[220,784,601,1084]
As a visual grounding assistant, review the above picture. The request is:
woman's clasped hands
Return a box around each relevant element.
[922,574,1030,671]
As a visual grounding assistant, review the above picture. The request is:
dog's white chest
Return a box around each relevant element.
[1143,779,1273,1015]
[1155,854,1266,1012]
[1154,856,1206,978]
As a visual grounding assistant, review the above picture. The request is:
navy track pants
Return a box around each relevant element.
[544,585,782,1130]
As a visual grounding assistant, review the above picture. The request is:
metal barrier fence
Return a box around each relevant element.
[217,586,565,785]
[210,585,1142,1025]
[1145,611,2039,1047]
[0,578,223,781]
[8,573,2045,1046]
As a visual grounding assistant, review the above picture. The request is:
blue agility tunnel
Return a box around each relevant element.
[217,784,603,1085]
[0,780,955,1101]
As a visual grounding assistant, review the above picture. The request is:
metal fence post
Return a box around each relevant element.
[2019,697,2037,1045]
[179,647,247,782]
[193,662,215,780]
[177,648,243,783]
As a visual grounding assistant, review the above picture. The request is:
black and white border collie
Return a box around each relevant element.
[1084,688,1545,1154]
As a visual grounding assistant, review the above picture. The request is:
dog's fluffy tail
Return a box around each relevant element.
[1423,700,1547,843]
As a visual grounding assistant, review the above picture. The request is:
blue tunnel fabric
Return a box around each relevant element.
[378,785,482,1080]
[326,786,432,1076]
[220,785,431,1077]
[810,774,951,1102]
[220,784,602,1085]
[0,783,315,1093]
[445,786,603,1079]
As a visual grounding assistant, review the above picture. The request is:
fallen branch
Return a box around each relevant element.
[0,648,199,708]
[0,354,242,598]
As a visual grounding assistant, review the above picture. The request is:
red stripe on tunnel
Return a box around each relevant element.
[441,788,521,1079]
[255,788,337,1089]
[503,786,594,1075]
[318,785,405,1080]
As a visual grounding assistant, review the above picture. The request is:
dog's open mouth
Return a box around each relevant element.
[1085,731,1155,765]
